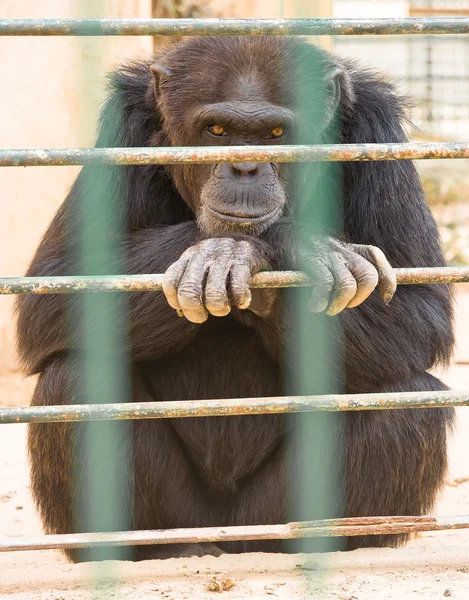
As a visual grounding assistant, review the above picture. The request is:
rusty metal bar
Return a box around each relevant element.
[1,390,468,424]
[1,18,469,37]
[2,143,469,167]
[1,515,469,551]
[0,267,468,296]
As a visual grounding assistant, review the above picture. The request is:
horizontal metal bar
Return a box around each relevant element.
[393,266,469,284]
[1,390,468,424]
[2,515,469,551]
[2,143,469,167]
[0,267,468,296]
[1,18,469,37]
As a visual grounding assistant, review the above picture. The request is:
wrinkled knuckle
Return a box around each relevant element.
[331,248,346,262]
[231,281,248,294]
[312,264,334,288]
[233,259,252,273]
[234,243,252,259]
[219,237,236,249]
[321,272,334,290]
[178,283,203,307]
[231,283,249,300]
[360,269,379,288]
[237,240,252,253]
[195,241,215,257]
[205,288,228,308]
[340,278,358,295]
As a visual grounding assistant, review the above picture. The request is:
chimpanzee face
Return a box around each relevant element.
[189,92,294,236]
[151,37,341,236]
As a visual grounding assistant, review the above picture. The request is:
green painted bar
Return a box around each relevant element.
[1,390,468,424]
[1,18,469,36]
[2,143,469,167]
[0,267,468,296]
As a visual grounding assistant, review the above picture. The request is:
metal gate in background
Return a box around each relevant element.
[334,2,469,139]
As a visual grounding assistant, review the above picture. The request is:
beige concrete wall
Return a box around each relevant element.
[0,0,153,372]
[207,0,333,48]
[208,0,332,17]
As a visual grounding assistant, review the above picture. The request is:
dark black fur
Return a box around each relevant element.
[17,37,454,561]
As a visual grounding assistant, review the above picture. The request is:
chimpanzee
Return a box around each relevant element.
[17,36,454,561]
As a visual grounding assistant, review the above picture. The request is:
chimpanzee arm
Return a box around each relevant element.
[17,62,202,375]
[254,214,451,388]
[16,218,200,375]
[338,71,454,387]
[252,72,454,384]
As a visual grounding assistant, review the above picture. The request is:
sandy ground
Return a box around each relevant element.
[0,286,468,599]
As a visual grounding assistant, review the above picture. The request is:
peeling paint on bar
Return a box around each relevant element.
[1,18,469,37]
[2,143,469,167]
[0,274,166,295]
[2,515,469,551]
[395,266,469,284]
[1,390,468,424]
[0,267,468,296]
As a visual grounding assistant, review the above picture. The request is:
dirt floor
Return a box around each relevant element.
[0,286,468,599]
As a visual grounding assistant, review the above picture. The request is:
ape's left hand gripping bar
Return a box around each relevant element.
[0,267,468,295]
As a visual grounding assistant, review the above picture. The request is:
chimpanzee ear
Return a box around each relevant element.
[150,62,173,98]
[323,66,342,129]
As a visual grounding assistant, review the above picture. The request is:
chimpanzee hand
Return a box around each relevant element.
[162,238,274,323]
[299,238,397,316]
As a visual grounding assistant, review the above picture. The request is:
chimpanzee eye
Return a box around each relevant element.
[270,127,284,139]
[207,125,227,136]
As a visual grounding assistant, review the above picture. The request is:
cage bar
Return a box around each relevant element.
[2,515,469,552]
[1,18,469,37]
[0,267,467,296]
[2,142,469,167]
[1,390,468,425]
[1,13,468,559]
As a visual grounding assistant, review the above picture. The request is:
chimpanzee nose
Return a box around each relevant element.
[231,162,259,176]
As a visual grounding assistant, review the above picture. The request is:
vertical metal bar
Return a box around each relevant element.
[287,2,339,596]
[72,1,132,593]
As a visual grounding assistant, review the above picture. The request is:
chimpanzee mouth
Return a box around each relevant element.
[206,206,280,224]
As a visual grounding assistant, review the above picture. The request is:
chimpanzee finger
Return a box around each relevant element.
[343,251,379,309]
[204,261,232,317]
[162,247,197,311]
[307,261,335,313]
[352,244,397,304]
[176,254,210,323]
[229,263,252,310]
[325,256,358,316]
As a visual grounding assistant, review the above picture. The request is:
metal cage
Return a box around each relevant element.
[1,16,469,555]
